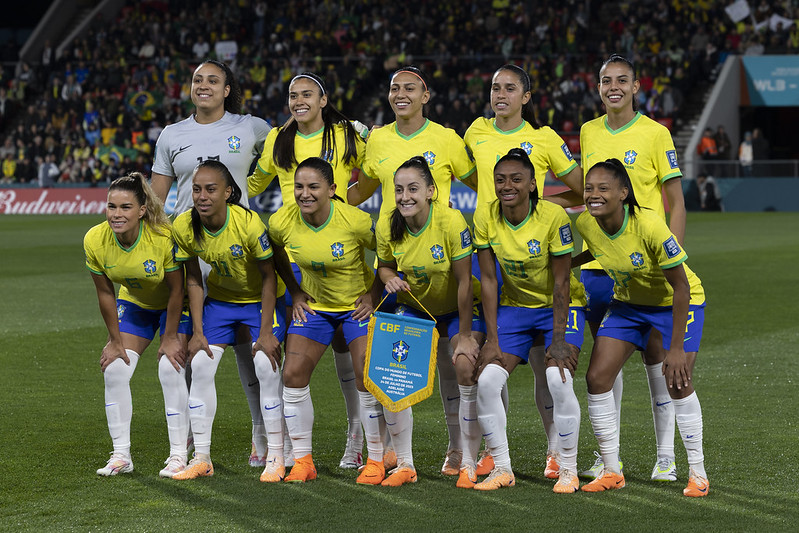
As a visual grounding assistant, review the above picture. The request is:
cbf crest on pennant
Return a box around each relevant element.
[364,293,440,412]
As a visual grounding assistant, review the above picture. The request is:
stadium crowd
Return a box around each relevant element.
[0,0,797,186]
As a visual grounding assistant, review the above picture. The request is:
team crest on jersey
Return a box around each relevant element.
[624,150,638,165]
[527,239,541,256]
[460,228,472,249]
[331,242,344,259]
[227,135,241,153]
[143,259,157,274]
[561,143,574,161]
[230,244,244,258]
[630,252,644,267]
[559,224,573,246]
[666,150,679,169]
[423,151,436,165]
[392,340,410,363]
[663,236,681,259]
[259,230,271,252]
[430,244,444,261]
[520,141,533,155]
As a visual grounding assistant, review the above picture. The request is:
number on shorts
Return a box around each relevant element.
[567,309,580,331]
[685,310,695,333]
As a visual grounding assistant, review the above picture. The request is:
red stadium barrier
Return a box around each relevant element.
[0,187,108,214]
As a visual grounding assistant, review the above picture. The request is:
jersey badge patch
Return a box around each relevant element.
[430,244,444,261]
[423,151,436,166]
[666,150,679,169]
[630,251,644,267]
[527,239,541,256]
[559,224,573,246]
[561,143,574,161]
[392,340,410,363]
[143,259,157,274]
[663,236,681,258]
[520,141,533,155]
[460,228,472,249]
[624,150,638,165]
[331,242,344,258]
[258,231,271,252]
[230,244,244,258]
[227,135,241,153]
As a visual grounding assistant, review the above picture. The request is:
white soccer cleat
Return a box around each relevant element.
[339,432,364,469]
[97,452,133,476]
[651,457,677,481]
[159,455,187,478]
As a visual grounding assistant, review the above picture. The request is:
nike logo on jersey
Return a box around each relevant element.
[475,140,488,145]
[289,244,302,249]
[586,152,595,159]
[104,264,116,269]
[178,145,192,153]
[378,157,390,164]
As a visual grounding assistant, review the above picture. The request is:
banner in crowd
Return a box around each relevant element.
[0,188,109,214]
[742,56,799,107]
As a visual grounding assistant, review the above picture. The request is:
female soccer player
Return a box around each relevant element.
[268,157,382,483]
[348,66,476,475]
[473,149,585,493]
[248,72,367,469]
[151,59,276,467]
[464,63,585,479]
[375,156,484,487]
[576,159,708,497]
[85,173,190,478]
[579,55,687,481]
[170,160,285,482]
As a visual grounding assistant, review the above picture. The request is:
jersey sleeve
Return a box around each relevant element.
[544,127,578,178]
[448,210,473,261]
[360,132,381,181]
[647,213,687,269]
[654,126,682,183]
[267,205,289,248]
[473,204,491,249]
[246,212,273,261]
[249,128,278,197]
[358,211,377,250]
[250,116,272,158]
[448,130,476,181]
[151,127,175,177]
[374,217,394,264]
[547,205,575,256]
[160,227,181,272]
[171,214,195,262]
[83,227,104,275]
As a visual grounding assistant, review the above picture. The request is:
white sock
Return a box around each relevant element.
[234,342,266,456]
[674,392,706,478]
[546,367,580,472]
[253,350,284,459]
[530,345,557,453]
[644,362,676,460]
[477,364,511,469]
[104,350,140,457]
[187,345,224,456]
[587,391,620,473]
[359,391,384,461]
[437,339,461,451]
[334,350,362,439]
[384,407,414,468]
[458,384,479,468]
[158,355,189,459]
[282,385,313,459]
[612,369,623,436]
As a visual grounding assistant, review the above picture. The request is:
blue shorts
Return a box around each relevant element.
[597,300,705,352]
[394,303,486,339]
[581,269,615,323]
[203,296,287,345]
[282,263,303,308]
[116,299,193,340]
[288,310,369,346]
[471,252,504,296]
[496,305,586,361]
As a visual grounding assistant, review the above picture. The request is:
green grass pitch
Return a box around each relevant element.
[1,212,797,531]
